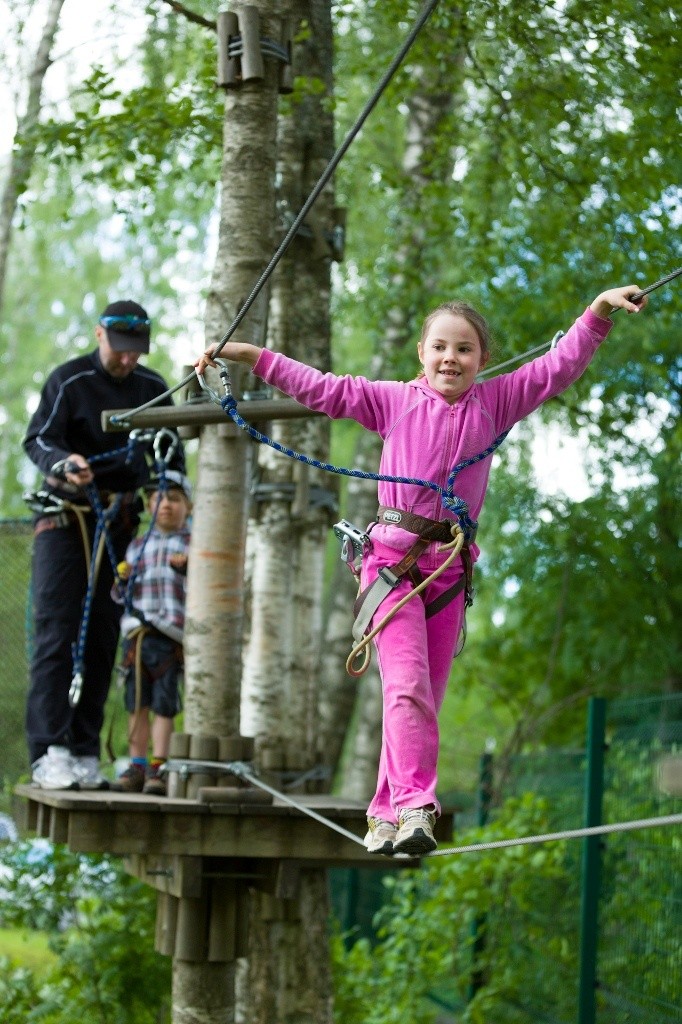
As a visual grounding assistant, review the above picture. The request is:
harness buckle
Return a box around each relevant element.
[378,566,401,588]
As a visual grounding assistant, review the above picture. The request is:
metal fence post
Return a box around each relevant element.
[578,697,606,1024]
[467,751,493,1001]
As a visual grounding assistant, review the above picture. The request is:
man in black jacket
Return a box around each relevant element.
[23,300,185,789]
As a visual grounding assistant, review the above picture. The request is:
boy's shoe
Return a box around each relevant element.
[142,761,167,796]
[392,806,437,856]
[73,756,109,790]
[364,817,397,855]
[31,746,80,790]
[111,762,146,793]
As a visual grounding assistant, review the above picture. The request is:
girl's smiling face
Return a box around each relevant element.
[417,313,489,403]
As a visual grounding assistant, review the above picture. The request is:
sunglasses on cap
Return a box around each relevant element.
[99,315,151,335]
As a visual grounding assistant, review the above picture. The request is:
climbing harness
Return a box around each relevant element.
[121,625,184,745]
[345,512,474,677]
[25,427,182,708]
[346,524,466,677]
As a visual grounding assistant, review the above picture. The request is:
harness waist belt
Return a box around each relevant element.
[34,513,76,534]
[45,477,137,505]
[376,506,456,543]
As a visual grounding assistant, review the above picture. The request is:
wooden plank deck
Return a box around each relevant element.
[15,784,454,868]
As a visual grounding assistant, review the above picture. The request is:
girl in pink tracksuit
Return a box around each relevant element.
[196,285,646,856]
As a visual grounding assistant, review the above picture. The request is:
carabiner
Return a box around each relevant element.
[69,671,84,708]
[195,358,233,406]
[153,427,180,467]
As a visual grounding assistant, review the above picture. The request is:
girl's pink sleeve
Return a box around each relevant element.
[482,308,613,432]
[252,348,394,433]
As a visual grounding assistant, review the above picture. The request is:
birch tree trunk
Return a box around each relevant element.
[238,2,336,1021]
[0,0,65,505]
[179,3,285,1021]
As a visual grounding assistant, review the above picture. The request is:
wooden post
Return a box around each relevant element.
[187,735,220,800]
[167,732,190,799]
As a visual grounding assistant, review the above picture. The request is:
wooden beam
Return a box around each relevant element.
[101,398,322,433]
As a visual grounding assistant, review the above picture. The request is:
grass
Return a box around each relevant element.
[0,926,58,977]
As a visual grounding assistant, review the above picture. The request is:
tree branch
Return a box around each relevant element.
[159,0,215,31]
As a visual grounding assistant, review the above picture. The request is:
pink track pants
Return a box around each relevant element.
[362,539,466,824]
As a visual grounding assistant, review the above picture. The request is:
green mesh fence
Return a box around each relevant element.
[597,696,682,1024]
[0,519,33,796]
[331,697,681,1023]
[473,749,585,1024]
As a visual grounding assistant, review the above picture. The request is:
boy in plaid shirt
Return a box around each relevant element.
[112,470,191,795]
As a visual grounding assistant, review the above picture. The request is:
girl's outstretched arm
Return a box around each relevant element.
[195,341,262,375]
[590,286,648,319]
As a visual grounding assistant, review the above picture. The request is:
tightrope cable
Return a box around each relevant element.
[166,758,682,858]
[426,813,682,858]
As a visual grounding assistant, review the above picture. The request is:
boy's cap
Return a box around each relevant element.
[145,470,193,501]
[99,300,151,353]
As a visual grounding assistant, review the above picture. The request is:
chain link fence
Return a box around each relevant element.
[0,519,33,800]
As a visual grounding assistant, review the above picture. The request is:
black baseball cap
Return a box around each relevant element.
[99,300,151,353]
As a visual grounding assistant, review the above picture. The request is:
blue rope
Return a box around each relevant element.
[70,488,123,699]
[219,395,510,540]
[67,431,178,706]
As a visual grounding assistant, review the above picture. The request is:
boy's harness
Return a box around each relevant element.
[349,506,474,662]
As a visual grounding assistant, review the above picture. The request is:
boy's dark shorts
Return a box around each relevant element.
[122,632,183,718]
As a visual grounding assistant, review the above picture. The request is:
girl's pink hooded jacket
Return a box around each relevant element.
[252,308,612,570]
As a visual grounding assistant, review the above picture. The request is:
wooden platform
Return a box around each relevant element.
[15,784,453,868]
[16,784,456,961]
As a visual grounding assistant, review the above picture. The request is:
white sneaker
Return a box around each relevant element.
[31,746,80,790]
[393,806,437,856]
[364,817,397,855]
[73,756,109,790]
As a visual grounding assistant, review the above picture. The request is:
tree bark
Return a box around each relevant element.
[180,3,283,1022]
[237,2,335,1022]
[173,961,236,1024]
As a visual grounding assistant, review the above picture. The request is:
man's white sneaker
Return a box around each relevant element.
[31,746,80,790]
[392,806,437,856]
[364,817,397,855]
[73,756,109,790]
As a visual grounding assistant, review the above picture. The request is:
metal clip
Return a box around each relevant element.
[68,672,83,707]
[50,458,80,479]
[196,358,233,406]
[153,427,179,466]
[333,519,370,575]
[23,489,67,515]
[129,427,157,444]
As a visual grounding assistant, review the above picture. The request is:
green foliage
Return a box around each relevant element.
[333,719,681,1023]
[0,840,170,1023]
[332,794,577,1023]
[0,927,57,976]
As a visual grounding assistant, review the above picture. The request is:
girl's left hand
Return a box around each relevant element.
[590,286,648,319]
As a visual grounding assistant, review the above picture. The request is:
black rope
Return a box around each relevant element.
[111,0,441,424]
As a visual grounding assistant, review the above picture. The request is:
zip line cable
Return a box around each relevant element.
[111,0,441,426]
[478,265,682,380]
